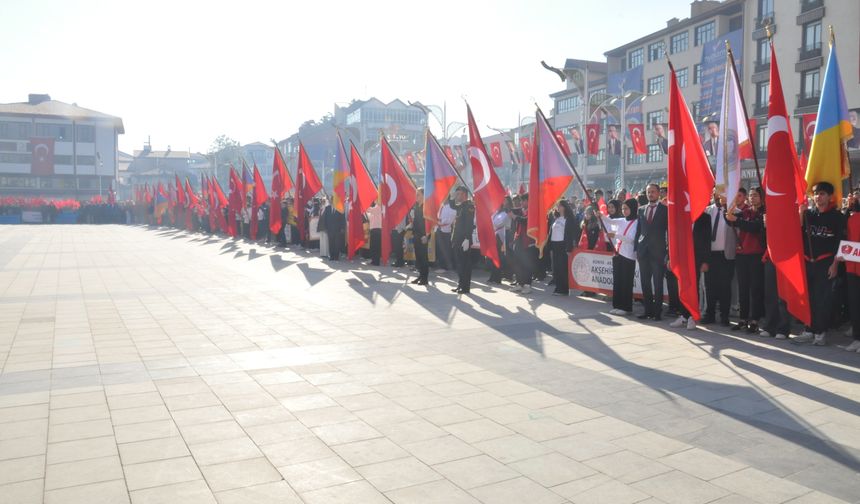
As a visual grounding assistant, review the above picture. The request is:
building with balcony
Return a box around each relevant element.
[0,94,124,199]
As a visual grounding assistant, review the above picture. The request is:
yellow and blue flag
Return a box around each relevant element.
[805,39,853,206]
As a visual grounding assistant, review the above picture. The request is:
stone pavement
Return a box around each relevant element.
[0,224,858,504]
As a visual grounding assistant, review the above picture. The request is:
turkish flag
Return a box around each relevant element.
[467,104,507,268]
[379,137,417,265]
[801,113,817,151]
[585,124,600,154]
[295,143,323,243]
[405,152,418,173]
[553,130,571,156]
[519,137,532,164]
[250,164,268,240]
[598,197,608,216]
[174,174,185,206]
[270,148,291,235]
[763,42,811,326]
[489,142,504,167]
[348,142,378,259]
[667,63,715,321]
[30,138,55,176]
[628,124,647,155]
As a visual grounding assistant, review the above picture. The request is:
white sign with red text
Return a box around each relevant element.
[837,240,860,263]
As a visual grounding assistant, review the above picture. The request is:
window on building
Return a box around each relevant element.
[676,67,689,88]
[693,64,702,84]
[729,16,743,32]
[628,48,644,69]
[556,95,582,115]
[756,82,770,109]
[803,21,822,52]
[757,124,768,153]
[694,22,716,46]
[648,41,665,62]
[75,125,95,143]
[54,155,73,165]
[647,144,664,163]
[0,153,33,163]
[692,101,702,119]
[670,31,688,54]
[0,121,32,140]
[646,111,665,128]
[758,0,774,19]
[76,155,96,166]
[648,75,665,95]
[801,69,821,99]
[34,123,71,141]
[757,38,770,66]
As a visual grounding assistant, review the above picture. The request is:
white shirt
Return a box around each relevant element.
[366,205,382,229]
[438,204,456,233]
[602,216,638,261]
[550,216,566,242]
[706,205,726,252]
[242,207,251,224]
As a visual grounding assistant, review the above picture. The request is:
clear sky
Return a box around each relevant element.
[2,0,695,154]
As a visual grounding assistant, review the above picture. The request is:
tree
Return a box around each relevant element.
[208,135,241,185]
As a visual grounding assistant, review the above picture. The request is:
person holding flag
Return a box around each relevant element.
[451,186,475,294]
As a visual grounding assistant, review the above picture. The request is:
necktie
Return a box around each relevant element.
[711,209,721,241]
[647,204,655,224]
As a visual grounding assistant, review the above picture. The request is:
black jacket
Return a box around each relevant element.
[635,202,668,259]
[412,205,426,240]
[803,206,845,261]
[452,201,475,246]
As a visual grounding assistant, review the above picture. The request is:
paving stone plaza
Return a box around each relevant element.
[0,225,858,504]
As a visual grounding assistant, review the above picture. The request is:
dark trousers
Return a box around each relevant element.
[762,260,791,335]
[638,253,666,317]
[454,244,472,291]
[488,237,504,283]
[847,275,860,340]
[736,253,764,321]
[806,259,836,333]
[514,243,533,286]
[705,251,735,321]
[414,237,429,281]
[329,230,342,260]
[391,230,405,266]
[612,255,635,312]
[666,270,680,314]
[370,228,381,265]
[436,231,453,269]
[533,247,546,281]
[551,241,569,294]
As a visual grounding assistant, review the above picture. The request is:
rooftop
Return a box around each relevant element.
[0,94,125,133]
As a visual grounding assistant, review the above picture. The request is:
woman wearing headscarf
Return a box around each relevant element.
[602,198,639,314]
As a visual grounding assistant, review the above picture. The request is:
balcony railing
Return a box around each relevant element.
[755,12,775,28]
[798,44,822,61]
[801,0,824,13]
[797,92,821,108]
[753,104,769,117]
[754,60,771,73]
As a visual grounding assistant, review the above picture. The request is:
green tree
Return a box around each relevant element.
[208,135,241,185]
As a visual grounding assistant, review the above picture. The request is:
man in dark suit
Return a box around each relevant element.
[607,125,621,156]
[410,189,429,285]
[702,121,719,157]
[654,124,668,154]
[634,183,668,320]
[451,186,475,294]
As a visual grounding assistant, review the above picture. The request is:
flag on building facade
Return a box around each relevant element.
[628,124,647,155]
[585,123,600,154]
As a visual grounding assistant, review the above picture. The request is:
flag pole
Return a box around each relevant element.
[727,42,763,189]
[536,104,615,253]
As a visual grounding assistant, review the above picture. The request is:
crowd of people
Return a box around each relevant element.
[131,178,860,354]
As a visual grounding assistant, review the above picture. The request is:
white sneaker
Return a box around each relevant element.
[793,332,814,343]
[775,333,788,340]
[842,340,860,352]
[686,318,697,330]
[510,284,521,292]
[609,308,625,315]
[812,333,827,346]
[521,285,532,294]
[669,316,686,328]
[759,330,772,338]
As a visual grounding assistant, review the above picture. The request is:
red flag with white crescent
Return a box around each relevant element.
[553,130,571,156]
[489,142,504,167]
[519,137,532,164]
[667,62,715,321]
[467,104,507,268]
[763,43,811,326]
[379,136,417,265]
[348,143,378,258]
[585,124,600,154]
[628,124,647,155]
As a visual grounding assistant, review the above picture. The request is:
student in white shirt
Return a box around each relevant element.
[366,202,382,265]
[603,198,639,314]
[549,199,577,295]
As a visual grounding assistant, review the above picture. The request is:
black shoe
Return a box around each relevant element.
[700,316,716,325]
[746,323,759,334]
[731,322,748,331]
[410,278,421,284]
[416,280,428,285]
[459,290,470,294]
[637,313,652,320]
[653,314,662,321]
[451,288,461,293]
